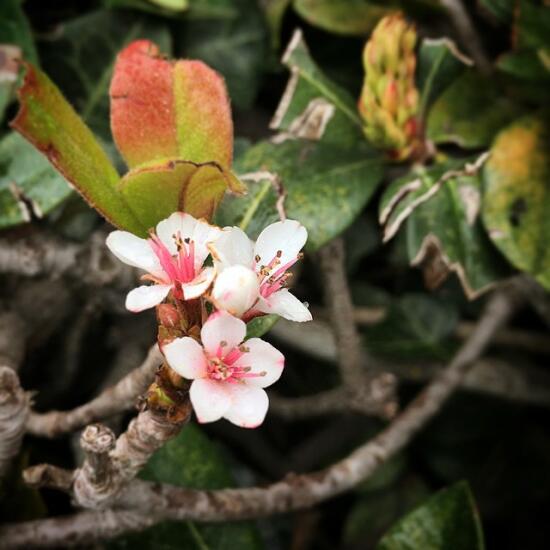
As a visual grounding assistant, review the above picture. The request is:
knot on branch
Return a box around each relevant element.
[81,424,116,455]
[348,373,399,420]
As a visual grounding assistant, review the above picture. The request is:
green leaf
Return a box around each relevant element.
[181,0,268,109]
[101,0,189,15]
[497,49,550,82]
[345,475,430,548]
[11,63,144,235]
[246,314,279,339]
[271,29,363,147]
[292,0,391,36]
[417,37,473,121]
[111,425,262,549]
[478,0,514,24]
[186,0,239,19]
[365,294,458,360]
[0,132,72,229]
[482,114,550,289]
[376,481,485,550]
[0,0,38,65]
[380,156,509,299]
[260,0,291,49]
[495,1,550,82]
[39,9,172,140]
[216,138,383,250]
[120,158,244,229]
[427,70,521,149]
[513,0,550,51]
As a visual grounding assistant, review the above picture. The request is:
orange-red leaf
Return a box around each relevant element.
[110,40,233,169]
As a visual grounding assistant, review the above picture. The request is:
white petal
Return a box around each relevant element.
[125,284,171,312]
[256,289,312,322]
[224,385,269,428]
[254,220,307,270]
[106,231,160,272]
[181,267,216,300]
[234,338,284,388]
[209,226,254,270]
[163,337,207,379]
[191,220,222,270]
[155,212,198,255]
[211,265,260,317]
[200,311,246,357]
[190,379,232,423]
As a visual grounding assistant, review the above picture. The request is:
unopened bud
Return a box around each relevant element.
[358,12,421,162]
[157,303,180,328]
[212,265,260,318]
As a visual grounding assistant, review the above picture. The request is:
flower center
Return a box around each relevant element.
[148,231,197,288]
[255,250,302,298]
[206,343,265,384]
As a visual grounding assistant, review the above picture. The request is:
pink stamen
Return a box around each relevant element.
[148,232,197,286]
[149,235,178,282]
[268,257,299,282]
[223,348,245,365]
[206,352,265,384]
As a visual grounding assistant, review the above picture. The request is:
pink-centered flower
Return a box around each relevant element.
[163,311,284,428]
[209,220,312,322]
[106,212,220,312]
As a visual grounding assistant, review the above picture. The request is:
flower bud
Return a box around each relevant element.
[157,303,181,328]
[358,12,421,162]
[212,265,260,318]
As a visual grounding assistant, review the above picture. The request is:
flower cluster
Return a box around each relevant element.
[106,212,311,428]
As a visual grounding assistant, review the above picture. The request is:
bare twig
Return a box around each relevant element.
[27,344,162,438]
[1,292,516,548]
[271,316,550,408]
[0,367,30,478]
[23,463,73,492]
[440,0,492,74]
[0,510,159,548]
[0,312,26,373]
[271,380,396,419]
[73,403,192,508]
[318,239,397,418]
[0,229,136,287]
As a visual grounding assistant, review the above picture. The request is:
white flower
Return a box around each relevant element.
[106,212,221,312]
[210,220,312,322]
[163,311,284,428]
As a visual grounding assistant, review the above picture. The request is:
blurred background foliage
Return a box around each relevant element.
[1,0,550,548]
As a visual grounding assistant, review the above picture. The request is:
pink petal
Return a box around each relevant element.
[209,226,254,270]
[224,385,269,428]
[254,220,307,271]
[234,338,284,388]
[211,265,260,317]
[256,289,312,322]
[190,379,232,423]
[200,311,246,357]
[163,337,207,379]
[106,230,161,272]
[181,266,216,300]
[125,284,171,312]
